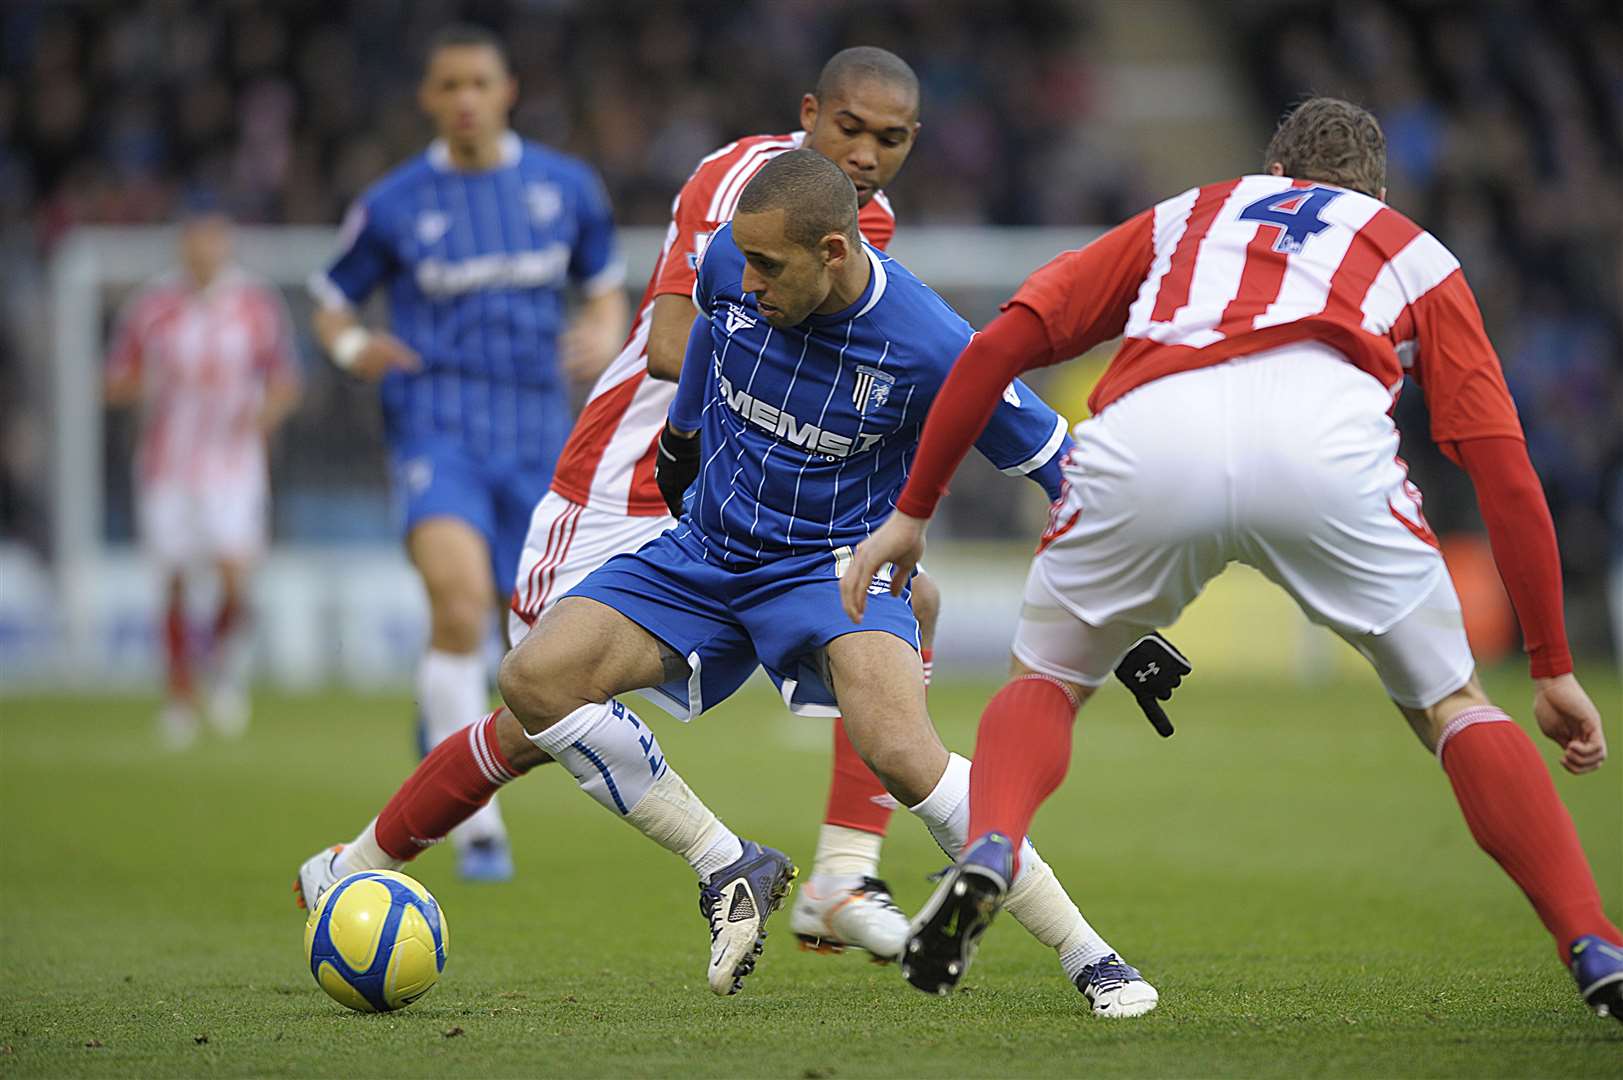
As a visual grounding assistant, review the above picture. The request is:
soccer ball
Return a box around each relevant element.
[303,870,449,1012]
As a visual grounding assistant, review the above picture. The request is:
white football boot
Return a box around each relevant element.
[790,875,909,961]
[698,840,797,995]
[293,845,344,912]
[1074,954,1160,1017]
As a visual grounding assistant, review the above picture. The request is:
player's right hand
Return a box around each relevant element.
[841,511,927,624]
[348,332,421,381]
[1533,673,1607,774]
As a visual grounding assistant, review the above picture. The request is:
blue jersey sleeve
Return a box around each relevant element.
[669,314,711,433]
[568,167,624,294]
[1026,432,1074,502]
[972,377,1071,500]
[317,197,395,306]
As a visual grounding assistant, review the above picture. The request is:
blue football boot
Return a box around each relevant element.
[699,840,797,995]
[901,832,1014,996]
[1570,935,1623,1023]
[457,836,514,883]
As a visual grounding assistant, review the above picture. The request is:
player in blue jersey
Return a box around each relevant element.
[307,25,628,881]
[296,149,1160,1012]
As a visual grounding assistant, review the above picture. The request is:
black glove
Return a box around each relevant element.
[654,423,701,518]
[1113,631,1192,738]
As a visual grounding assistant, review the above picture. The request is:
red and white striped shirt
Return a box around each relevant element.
[1013,173,1521,443]
[107,267,300,489]
[549,131,897,515]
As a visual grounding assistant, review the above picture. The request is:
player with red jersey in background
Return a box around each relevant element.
[106,210,301,749]
[845,97,1623,1019]
[509,47,930,960]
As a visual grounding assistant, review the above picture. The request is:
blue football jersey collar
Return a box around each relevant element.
[426,131,523,174]
[803,245,887,327]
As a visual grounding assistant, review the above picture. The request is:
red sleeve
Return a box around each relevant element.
[1004,209,1155,358]
[1448,436,1572,678]
[1409,270,1524,444]
[651,175,725,301]
[895,304,1057,519]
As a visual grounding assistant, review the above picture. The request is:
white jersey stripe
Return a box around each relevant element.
[1123,185,1200,339]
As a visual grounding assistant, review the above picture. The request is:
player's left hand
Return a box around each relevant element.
[841,512,927,623]
[1533,673,1608,774]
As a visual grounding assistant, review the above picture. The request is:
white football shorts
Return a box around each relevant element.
[1013,342,1475,710]
[138,478,267,569]
[508,491,674,645]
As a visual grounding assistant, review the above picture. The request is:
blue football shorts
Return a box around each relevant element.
[564,524,921,720]
[390,437,554,591]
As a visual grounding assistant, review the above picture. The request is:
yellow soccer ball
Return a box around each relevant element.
[303,870,449,1012]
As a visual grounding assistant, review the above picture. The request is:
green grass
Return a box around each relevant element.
[2,669,1619,1077]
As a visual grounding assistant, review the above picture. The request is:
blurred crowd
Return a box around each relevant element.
[1,0,1105,243]
[1,0,1619,650]
[1235,0,1623,648]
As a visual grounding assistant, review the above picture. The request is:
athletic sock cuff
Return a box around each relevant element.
[1435,706,1514,765]
[525,701,609,757]
[469,710,519,785]
[908,752,970,820]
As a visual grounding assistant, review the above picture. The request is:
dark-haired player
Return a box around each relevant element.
[306,25,628,881]
[845,97,1623,1021]
[298,150,1158,1014]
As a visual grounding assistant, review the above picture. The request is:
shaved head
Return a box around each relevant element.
[736,149,859,250]
[814,46,919,117]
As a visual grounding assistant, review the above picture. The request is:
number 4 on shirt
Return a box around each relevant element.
[1238,187,1344,254]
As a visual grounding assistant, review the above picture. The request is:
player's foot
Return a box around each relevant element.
[206,684,250,739]
[1570,935,1623,1023]
[901,832,1013,997]
[157,700,199,751]
[457,836,514,883]
[790,874,908,961]
[293,845,344,912]
[1074,953,1159,1017]
[698,840,797,996]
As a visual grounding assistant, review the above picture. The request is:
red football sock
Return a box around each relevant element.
[1439,709,1622,962]
[164,597,191,698]
[821,649,930,836]
[374,710,531,861]
[825,716,896,835]
[967,674,1080,856]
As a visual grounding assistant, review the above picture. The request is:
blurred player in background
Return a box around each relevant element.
[307,25,627,881]
[510,47,948,959]
[846,97,1623,1020]
[105,209,301,749]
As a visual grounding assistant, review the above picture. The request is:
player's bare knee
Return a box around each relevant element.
[496,637,585,731]
[428,592,489,653]
[1402,673,1491,752]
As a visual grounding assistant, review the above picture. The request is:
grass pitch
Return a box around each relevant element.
[2,667,1619,1077]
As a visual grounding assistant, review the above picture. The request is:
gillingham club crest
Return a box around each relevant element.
[851,365,896,414]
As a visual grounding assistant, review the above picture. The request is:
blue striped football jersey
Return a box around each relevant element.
[311,133,622,466]
[669,222,1069,564]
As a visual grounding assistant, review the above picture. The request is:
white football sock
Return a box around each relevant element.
[907,752,1116,975]
[418,648,506,849]
[332,817,405,877]
[527,700,743,880]
[810,823,882,880]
